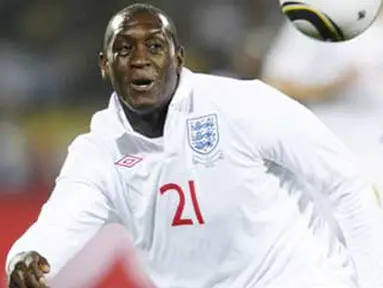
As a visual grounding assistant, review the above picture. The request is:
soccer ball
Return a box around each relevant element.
[279,0,383,42]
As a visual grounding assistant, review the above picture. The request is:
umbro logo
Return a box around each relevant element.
[115,155,143,168]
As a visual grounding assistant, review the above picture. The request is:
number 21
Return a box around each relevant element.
[160,180,205,226]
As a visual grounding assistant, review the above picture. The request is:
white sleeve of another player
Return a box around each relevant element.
[261,22,345,86]
[5,136,119,278]
[254,83,383,288]
[261,22,317,83]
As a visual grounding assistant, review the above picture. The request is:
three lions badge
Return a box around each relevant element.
[187,114,223,167]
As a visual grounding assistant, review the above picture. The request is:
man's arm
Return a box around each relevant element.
[5,136,120,283]
[262,72,357,102]
[261,22,357,102]
[254,83,383,288]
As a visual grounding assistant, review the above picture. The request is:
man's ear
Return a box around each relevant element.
[98,52,110,80]
[176,45,185,74]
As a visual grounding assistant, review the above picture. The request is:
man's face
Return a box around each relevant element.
[101,11,183,113]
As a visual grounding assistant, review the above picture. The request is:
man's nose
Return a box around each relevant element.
[131,44,150,68]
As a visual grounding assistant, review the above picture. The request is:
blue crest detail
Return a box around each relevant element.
[187,114,219,155]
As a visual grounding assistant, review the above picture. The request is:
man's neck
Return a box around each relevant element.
[120,100,169,138]
[120,74,181,138]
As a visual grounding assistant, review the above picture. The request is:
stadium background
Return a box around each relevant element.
[1,0,381,287]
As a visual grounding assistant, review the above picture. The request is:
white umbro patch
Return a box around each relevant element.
[115,155,143,168]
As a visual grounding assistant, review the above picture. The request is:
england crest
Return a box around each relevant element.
[187,114,223,166]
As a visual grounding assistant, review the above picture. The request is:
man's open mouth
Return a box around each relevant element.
[130,79,155,92]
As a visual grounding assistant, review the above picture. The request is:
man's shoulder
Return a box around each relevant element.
[191,72,294,115]
[192,72,257,91]
[193,72,280,97]
[59,131,115,182]
[66,107,114,158]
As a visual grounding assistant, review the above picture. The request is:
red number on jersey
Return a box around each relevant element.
[160,180,205,226]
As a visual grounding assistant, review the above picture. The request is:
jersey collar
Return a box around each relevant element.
[107,67,194,140]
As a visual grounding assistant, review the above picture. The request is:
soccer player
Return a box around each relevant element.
[261,17,383,193]
[6,3,383,288]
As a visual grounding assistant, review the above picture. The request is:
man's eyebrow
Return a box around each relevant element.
[117,28,165,37]
[147,29,165,36]
[110,28,168,47]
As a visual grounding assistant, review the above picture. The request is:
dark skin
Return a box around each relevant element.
[7,251,50,288]
[7,7,184,288]
[99,9,184,138]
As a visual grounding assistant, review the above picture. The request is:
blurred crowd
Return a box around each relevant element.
[1,0,383,195]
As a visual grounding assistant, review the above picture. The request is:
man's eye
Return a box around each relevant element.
[119,45,132,56]
[148,43,163,52]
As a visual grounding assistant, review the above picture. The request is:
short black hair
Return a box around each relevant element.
[104,3,180,51]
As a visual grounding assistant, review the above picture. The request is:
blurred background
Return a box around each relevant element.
[1,0,383,287]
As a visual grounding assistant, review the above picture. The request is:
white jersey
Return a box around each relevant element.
[262,20,383,191]
[6,69,383,288]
